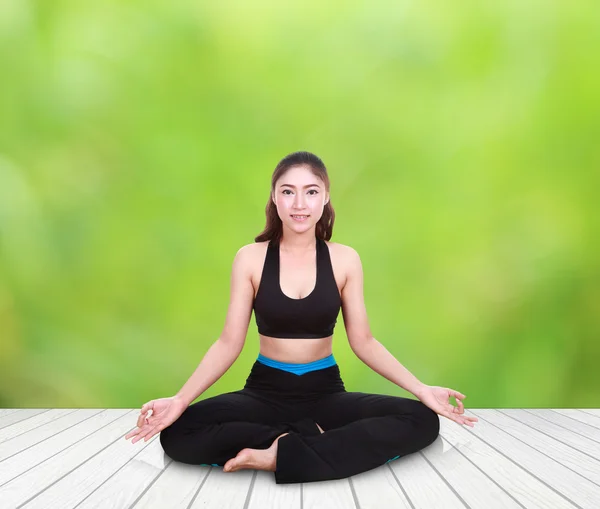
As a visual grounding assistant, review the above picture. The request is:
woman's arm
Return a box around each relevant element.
[349,338,427,398]
[340,246,427,399]
[175,340,243,406]
[175,245,255,405]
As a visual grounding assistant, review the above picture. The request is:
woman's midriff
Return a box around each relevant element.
[259,335,333,363]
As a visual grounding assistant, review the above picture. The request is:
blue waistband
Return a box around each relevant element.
[257,353,337,375]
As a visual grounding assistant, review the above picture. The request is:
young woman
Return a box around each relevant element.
[125,151,478,484]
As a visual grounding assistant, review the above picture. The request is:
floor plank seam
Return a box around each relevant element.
[347,475,361,509]
[13,413,139,507]
[418,445,470,509]
[460,417,583,509]
[127,456,175,509]
[0,410,132,490]
[1,409,81,444]
[438,434,526,507]
[0,409,106,463]
[469,410,600,489]
[523,409,600,443]
[184,466,213,509]
[496,409,600,462]
[0,409,54,432]
[386,461,416,509]
[579,410,600,419]
[69,435,162,509]
[241,469,258,509]
[549,410,600,430]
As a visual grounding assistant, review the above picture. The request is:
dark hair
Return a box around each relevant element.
[254,151,335,243]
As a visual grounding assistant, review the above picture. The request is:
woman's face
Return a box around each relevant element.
[272,165,329,232]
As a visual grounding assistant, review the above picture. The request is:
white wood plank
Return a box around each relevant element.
[500,409,600,459]
[302,476,356,509]
[72,437,170,509]
[421,430,522,508]
[469,409,600,507]
[21,426,162,509]
[526,410,600,443]
[389,447,467,508]
[0,409,105,464]
[247,470,301,509]
[581,410,600,418]
[0,409,50,429]
[128,458,211,509]
[349,459,416,508]
[553,409,600,429]
[1,408,598,509]
[0,409,79,444]
[439,416,578,508]
[0,409,133,509]
[189,468,255,508]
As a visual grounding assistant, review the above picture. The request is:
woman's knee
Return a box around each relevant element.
[414,401,440,442]
[158,424,185,460]
[159,423,216,464]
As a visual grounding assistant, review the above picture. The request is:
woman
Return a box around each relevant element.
[125,151,478,484]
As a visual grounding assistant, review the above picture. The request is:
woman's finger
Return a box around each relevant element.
[131,430,145,444]
[134,423,160,444]
[133,422,155,443]
[456,416,471,427]
[459,415,477,427]
[127,417,150,441]
[137,403,150,427]
[451,389,466,400]
[442,411,458,424]
[125,427,141,440]
[443,411,474,427]
[455,397,465,414]
[145,423,167,442]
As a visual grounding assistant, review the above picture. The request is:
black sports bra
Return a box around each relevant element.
[253,237,341,339]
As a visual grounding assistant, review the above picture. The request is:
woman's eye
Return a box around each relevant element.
[283,189,318,195]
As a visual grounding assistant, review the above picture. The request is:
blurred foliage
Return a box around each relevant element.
[0,0,598,408]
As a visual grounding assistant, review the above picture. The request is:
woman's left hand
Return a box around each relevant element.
[417,385,478,427]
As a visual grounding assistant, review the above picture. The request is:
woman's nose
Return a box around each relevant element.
[293,196,306,208]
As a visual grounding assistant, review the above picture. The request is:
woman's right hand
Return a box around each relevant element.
[125,396,188,444]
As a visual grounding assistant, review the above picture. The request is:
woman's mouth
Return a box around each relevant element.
[291,215,309,222]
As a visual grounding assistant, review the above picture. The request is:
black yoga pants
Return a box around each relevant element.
[159,355,440,484]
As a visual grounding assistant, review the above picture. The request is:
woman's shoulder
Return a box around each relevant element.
[324,240,359,257]
[232,242,269,286]
[239,240,269,250]
[324,241,361,270]
[236,241,269,260]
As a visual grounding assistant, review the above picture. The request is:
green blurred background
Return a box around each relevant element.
[0,0,598,409]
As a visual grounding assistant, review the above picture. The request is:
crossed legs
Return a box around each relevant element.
[159,388,439,484]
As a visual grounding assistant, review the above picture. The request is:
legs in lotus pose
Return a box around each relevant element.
[159,355,440,484]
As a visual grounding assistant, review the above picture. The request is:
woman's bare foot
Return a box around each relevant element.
[223,432,289,473]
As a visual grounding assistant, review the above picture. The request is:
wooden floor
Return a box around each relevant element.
[1,408,600,508]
